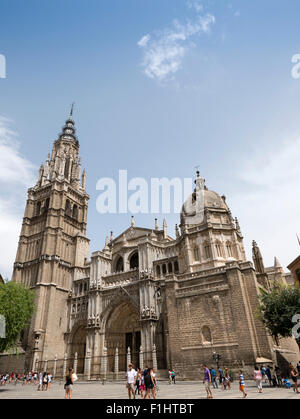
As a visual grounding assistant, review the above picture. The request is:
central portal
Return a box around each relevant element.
[105,301,141,372]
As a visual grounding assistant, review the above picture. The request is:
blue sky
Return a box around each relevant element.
[1,0,300,278]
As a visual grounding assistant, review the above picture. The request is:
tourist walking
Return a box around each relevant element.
[253,365,263,393]
[265,366,272,387]
[47,372,52,390]
[144,367,155,399]
[210,368,218,389]
[238,370,247,398]
[168,369,172,384]
[202,364,213,399]
[135,369,141,396]
[139,370,145,398]
[37,372,43,391]
[42,372,48,391]
[290,366,299,393]
[64,368,74,399]
[171,369,176,384]
[218,367,224,387]
[125,363,137,400]
[224,368,231,390]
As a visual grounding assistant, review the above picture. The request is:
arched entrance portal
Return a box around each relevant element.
[69,326,86,374]
[105,301,141,372]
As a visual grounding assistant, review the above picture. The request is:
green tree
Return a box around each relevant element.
[258,284,300,347]
[0,281,35,353]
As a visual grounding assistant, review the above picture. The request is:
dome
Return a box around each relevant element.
[180,173,228,224]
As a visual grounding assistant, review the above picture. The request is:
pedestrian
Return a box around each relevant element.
[47,372,52,390]
[296,363,300,376]
[144,366,155,399]
[218,367,224,387]
[125,363,137,400]
[168,369,172,385]
[224,368,231,390]
[202,364,213,399]
[139,369,145,398]
[135,369,141,396]
[171,369,176,384]
[238,370,247,398]
[64,368,74,399]
[253,365,263,393]
[42,372,48,391]
[290,366,299,393]
[150,368,157,399]
[265,365,272,387]
[37,371,43,391]
[210,367,218,389]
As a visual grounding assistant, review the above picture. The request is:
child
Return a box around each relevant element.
[239,370,247,398]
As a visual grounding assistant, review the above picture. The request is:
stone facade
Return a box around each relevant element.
[9,111,300,378]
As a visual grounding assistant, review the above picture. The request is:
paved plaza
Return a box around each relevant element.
[0,380,299,399]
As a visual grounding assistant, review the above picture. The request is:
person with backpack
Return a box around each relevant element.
[253,365,263,393]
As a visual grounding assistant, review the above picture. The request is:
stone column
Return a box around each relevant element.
[139,346,144,371]
[114,347,119,380]
[127,346,131,368]
[62,353,68,379]
[85,350,91,381]
[35,357,39,373]
[53,354,57,378]
[73,352,78,375]
[101,346,107,382]
[152,344,158,371]
[44,359,48,372]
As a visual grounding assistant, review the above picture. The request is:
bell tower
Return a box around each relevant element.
[12,106,90,369]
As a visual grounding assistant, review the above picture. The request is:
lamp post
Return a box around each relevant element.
[212,352,221,369]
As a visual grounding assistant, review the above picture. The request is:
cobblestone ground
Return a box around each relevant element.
[0,380,299,399]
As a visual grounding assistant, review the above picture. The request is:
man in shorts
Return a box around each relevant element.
[126,363,137,399]
[202,364,213,399]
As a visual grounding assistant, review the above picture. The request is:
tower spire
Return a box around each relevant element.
[69,102,75,120]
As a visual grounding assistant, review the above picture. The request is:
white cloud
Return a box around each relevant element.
[137,4,215,83]
[137,34,151,48]
[0,117,36,279]
[229,135,300,270]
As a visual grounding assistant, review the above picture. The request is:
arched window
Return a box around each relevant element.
[44,198,50,213]
[202,326,212,344]
[65,199,71,216]
[156,265,161,277]
[194,246,200,261]
[226,242,233,258]
[204,243,211,259]
[36,202,41,216]
[129,252,139,269]
[162,264,167,275]
[116,256,124,272]
[72,204,78,220]
[215,242,223,258]
[64,157,70,179]
[168,262,173,273]
[174,261,179,273]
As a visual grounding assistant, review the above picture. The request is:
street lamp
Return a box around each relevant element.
[212,352,221,369]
